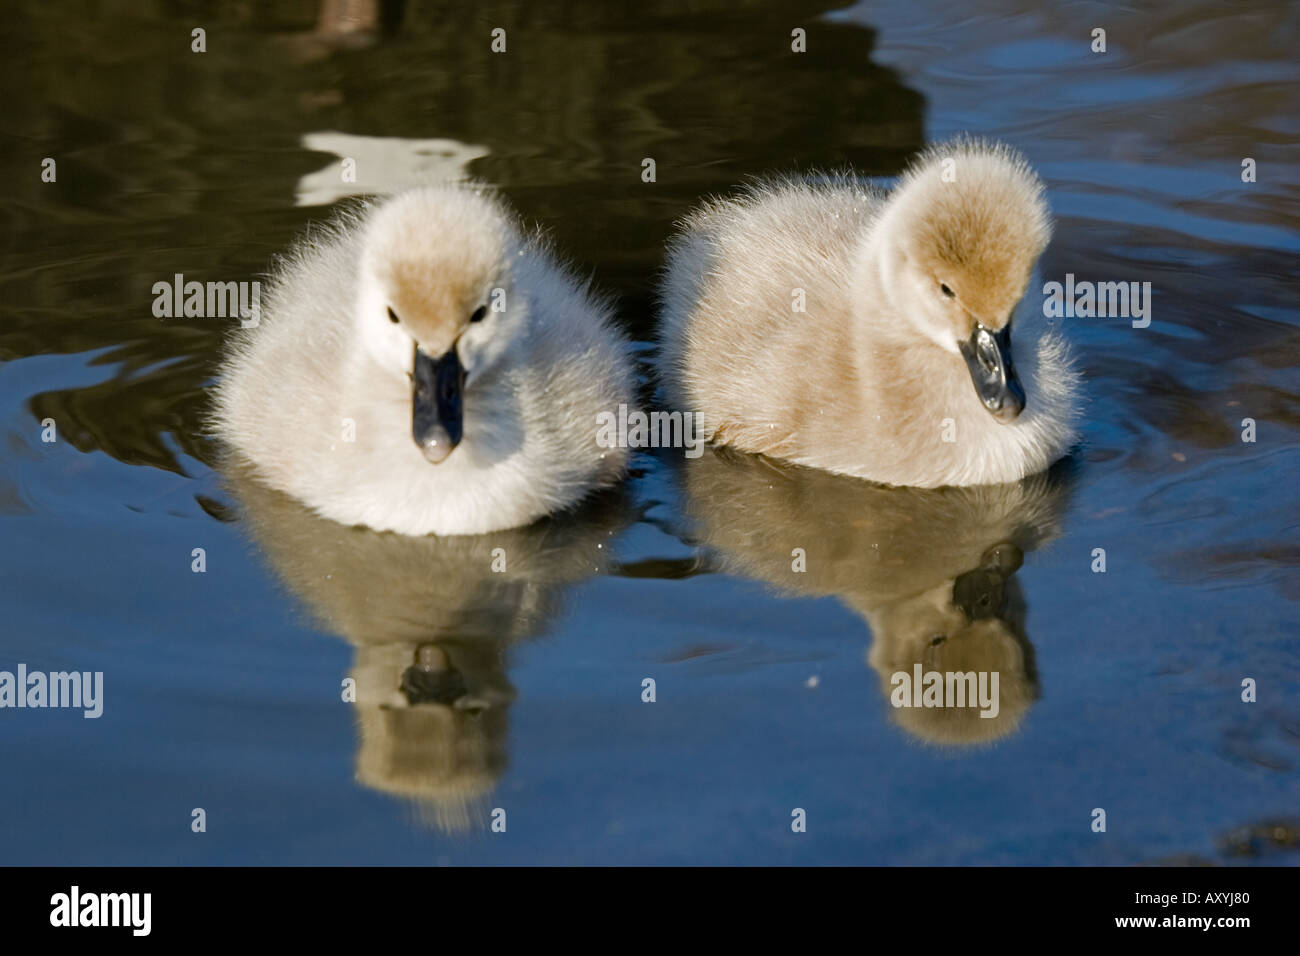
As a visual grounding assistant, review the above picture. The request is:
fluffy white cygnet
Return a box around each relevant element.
[214,185,635,536]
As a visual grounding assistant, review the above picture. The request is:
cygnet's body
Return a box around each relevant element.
[214,185,635,536]
[658,140,1080,488]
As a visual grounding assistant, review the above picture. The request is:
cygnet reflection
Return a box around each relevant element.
[674,446,1073,746]
[223,459,631,831]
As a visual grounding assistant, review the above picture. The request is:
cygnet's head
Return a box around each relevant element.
[877,140,1052,423]
[355,186,524,463]
[866,542,1038,746]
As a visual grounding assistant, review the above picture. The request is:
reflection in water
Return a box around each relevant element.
[224,460,632,831]
[294,132,489,206]
[675,446,1072,745]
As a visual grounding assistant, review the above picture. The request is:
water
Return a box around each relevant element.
[1,0,1297,865]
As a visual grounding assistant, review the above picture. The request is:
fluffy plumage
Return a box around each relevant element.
[658,139,1081,488]
[213,185,635,536]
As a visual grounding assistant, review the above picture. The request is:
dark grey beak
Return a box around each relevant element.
[412,345,464,463]
[959,324,1026,422]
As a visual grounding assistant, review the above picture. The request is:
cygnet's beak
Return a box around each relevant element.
[959,323,1026,422]
[411,344,464,463]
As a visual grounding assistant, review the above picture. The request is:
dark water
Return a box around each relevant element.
[1,1,1297,864]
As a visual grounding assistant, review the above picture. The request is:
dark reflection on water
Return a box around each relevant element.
[0,0,1297,864]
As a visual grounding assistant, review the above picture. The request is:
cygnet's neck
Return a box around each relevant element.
[848,199,950,356]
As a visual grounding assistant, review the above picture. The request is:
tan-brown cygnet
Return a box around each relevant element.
[659,139,1081,488]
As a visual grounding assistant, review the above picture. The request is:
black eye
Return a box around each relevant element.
[470,305,487,323]
[929,635,948,647]
[939,283,955,298]
[387,307,400,324]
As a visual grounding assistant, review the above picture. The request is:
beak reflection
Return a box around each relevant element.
[951,542,1024,621]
